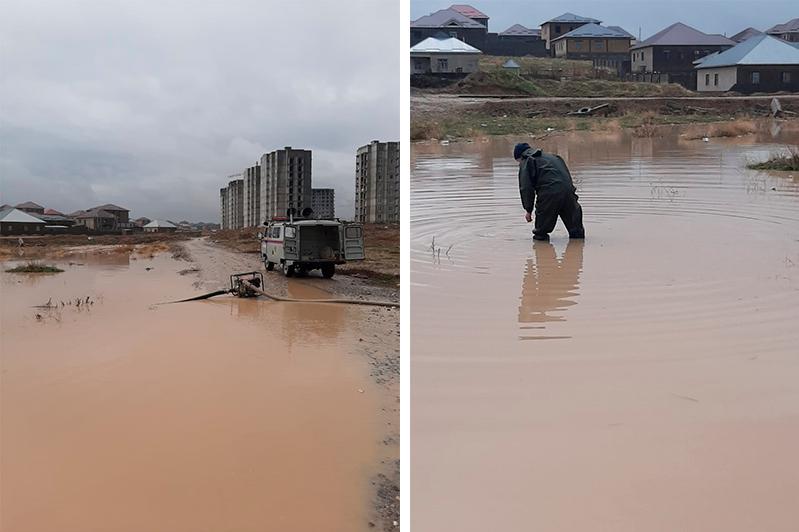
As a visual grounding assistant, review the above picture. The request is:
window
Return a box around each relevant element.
[345,226,362,238]
[752,71,760,84]
[555,25,561,34]
[714,73,718,86]
[663,50,671,61]
[575,40,582,50]
[782,71,791,83]
[594,40,604,50]
[285,227,296,238]
[449,31,457,38]
[437,58,448,71]
[705,73,710,85]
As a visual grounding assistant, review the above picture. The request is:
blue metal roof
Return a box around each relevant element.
[696,34,799,69]
[553,23,633,41]
[544,12,600,24]
[500,23,539,37]
[411,8,486,29]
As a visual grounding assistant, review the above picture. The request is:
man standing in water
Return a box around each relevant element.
[515,142,585,241]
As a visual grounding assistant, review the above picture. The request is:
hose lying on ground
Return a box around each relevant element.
[164,289,232,303]
[239,279,399,308]
[159,282,399,308]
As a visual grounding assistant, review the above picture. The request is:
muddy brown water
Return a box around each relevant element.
[411,124,799,531]
[1,253,386,532]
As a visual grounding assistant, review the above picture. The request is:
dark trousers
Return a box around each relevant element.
[534,189,585,239]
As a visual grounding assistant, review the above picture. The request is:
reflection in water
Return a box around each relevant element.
[518,240,583,338]
[224,292,349,347]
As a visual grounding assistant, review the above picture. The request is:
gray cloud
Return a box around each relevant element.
[1,0,399,221]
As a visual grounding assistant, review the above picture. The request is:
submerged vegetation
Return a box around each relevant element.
[747,147,799,171]
[6,262,64,273]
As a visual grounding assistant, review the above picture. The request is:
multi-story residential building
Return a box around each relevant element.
[355,141,400,224]
[242,163,261,227]
[222,175,244,229]
[259,147,312,221]
[311,188,335,219]
[219,187,229,229]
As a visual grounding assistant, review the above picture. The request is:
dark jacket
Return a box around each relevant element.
[518,148,576,213]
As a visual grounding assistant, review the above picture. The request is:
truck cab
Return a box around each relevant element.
[260,219,364,278]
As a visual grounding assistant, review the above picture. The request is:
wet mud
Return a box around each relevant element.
[1,242,398,531]
[411,123,799,531]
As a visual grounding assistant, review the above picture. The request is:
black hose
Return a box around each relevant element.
[161,289,231,304]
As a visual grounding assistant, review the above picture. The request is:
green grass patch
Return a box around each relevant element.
[6,262,64,273]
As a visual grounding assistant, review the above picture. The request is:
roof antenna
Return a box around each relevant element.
[639,26,641,41]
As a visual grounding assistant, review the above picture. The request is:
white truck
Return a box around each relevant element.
[259,219,365,278]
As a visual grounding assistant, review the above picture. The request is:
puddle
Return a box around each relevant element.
[1,253,384,531]
[411,124,799,531]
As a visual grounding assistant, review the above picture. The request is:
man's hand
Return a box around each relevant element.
[524,211,532,223]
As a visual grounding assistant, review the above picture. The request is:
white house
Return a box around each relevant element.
[410,36,481,75]
[143,220,178,233]
[696,34,799,93]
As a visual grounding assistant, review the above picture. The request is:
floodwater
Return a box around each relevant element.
[1,251,385,532]
[411,123,799,531]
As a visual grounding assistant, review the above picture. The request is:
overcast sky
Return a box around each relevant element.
[411,0,797,41]
[1,0,399,222]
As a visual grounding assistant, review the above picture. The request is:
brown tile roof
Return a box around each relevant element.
[91,203,128,212]
[76,208,115,219]
[767,18,799,34]
[449,4,488,19]
[15,201,44,209]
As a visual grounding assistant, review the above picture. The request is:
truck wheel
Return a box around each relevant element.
[282,262,295,277]
[265,261,274,271]
[321,264,335,279]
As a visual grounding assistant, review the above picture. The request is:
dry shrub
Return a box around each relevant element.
[411,121,441,141]
[709,120,757,138]
[748,146,799,171]
[683,119,757,140]
[632,111,661,138]
[633,122,659,138]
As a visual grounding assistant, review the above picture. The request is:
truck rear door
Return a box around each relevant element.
[284,224,299,260]
[341,223,364,261]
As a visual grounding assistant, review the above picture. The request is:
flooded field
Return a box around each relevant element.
[1,246,396,531]
[411,123,799,531]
